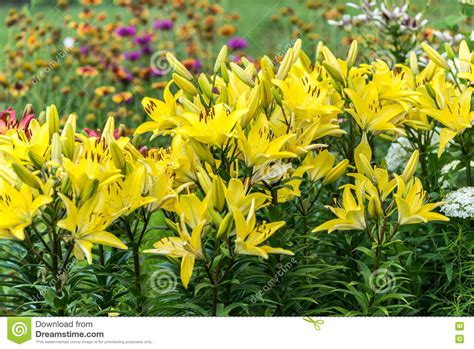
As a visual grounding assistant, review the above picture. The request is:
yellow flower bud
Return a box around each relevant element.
[276,47,293,80]
[357,153,375,180]
[322,159,349,185]
[110,141,126,170]
[180,97,202,114]
[347,40,358,69]
[322,61,344,85]
[208,207,223,226]
[172,73,198,96]
[368,195,382,218]
[220,63,230,84]
[401,150,419,183]
[354,133,372,174]
[214,45,228,74]
[409,51,418,75]
[259,79,272,110]
[292,39,302,64]
[444,43,455,60]
[216,212,233,238]
[164,218,179,234]
[12,163,41,190]
[46,104,59,137]
[166,52,193,80]
[196,167,212,194]
[197,73,213,99]
[421,42,450,71]
[260,56,275,80]
[210,177,226,212]
[230,62,255,87]
[299,49,312,71]
[321,46,345,83]
[61,115,76,160]
[28,150,44,169]
[315,41,324,63]
[242,86,261,127]
[51,133,62,161]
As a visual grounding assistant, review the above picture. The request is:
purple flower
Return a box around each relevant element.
[191,59,202,73]
[79,46,89,55]
[227,36,248,50]
[151,68,166,77]
[140,45,153,56]
[153,19,174,31]
[134,34,153,45]
[123,51,142,61]
[115,26,137,37]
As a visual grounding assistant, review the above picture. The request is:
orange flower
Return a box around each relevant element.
[0,73,8,87]
[96,11,107,21]
[10,82,29,98]
[323,8,341,20]
[76,66,99,77]
[95,86,116,97]
[112,92,133,104]
[152,82,167,89]
[79,9,94,20]
[81,0,102,5]
[217,24,236,37]
[114,0,131,5]
[27,34,37,49]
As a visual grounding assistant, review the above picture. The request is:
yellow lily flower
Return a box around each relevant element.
[270,112,344,155]
[394,176,449,225]
[102,165,156,216]
[313,186,366,233]
[173,193,209,229]
[344,84,406,135]
[135,83,180,136]
[58,193,128,264]
[7,119,50,166]
[272,74,340,121]
[144,216,205,289]
[272,165,309,203]
[422,88,474,157]
[303,149,349,184]
[237,114,297,166]
[0,179,52,240]
[224,178,269,214]
[232,204,293,259]
[168,135,201,184]
[139,153,185,212]
[62,151,122,198]
[178,103,247,148]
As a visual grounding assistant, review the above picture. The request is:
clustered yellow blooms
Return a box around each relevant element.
[135,39,465,287]
[1,38,468,289]
[0,106,178,263]
[313,135,449,234]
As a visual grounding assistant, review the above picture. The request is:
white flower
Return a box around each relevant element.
[441,160,461,176]
[440,187,474,219]
[439,160,474,189]
[385,137,412,172]
[63,37,75,49]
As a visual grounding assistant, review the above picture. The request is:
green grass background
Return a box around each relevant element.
[0,0,466,68]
